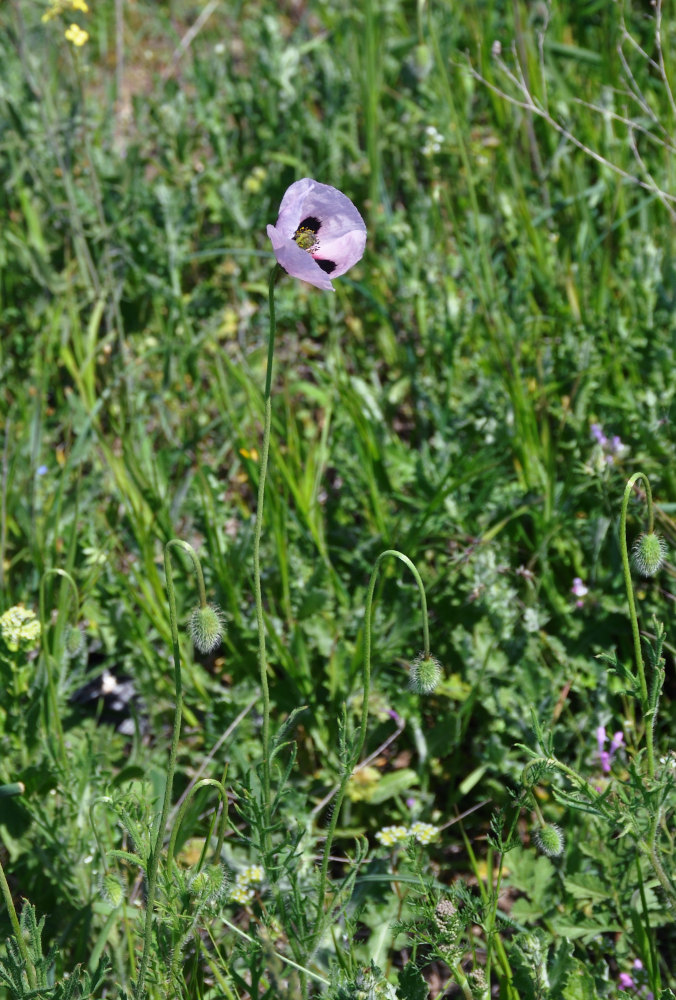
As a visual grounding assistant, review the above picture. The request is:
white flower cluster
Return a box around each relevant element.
[229,864,264,905]
[0,605,41,652]
[422,125,443,156]
[375,822,439,847]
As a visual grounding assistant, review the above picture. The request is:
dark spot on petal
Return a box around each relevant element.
[316,259,337,274]
[299,216,321,233]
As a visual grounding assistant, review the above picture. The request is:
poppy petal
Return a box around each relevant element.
[266,225,335,291]
[267,178,366,290]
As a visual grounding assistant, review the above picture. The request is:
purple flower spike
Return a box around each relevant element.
[590,423,607,446]
[267,178,367,291]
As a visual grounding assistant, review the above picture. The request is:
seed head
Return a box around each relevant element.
[187,604,226,654]
[408,653,442,695]
[632,532,667,577]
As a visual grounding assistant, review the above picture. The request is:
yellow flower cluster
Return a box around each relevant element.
[408,821,439,845]
[64,23,89,46]
[375,825,409,847]
[229,864,264,905]
[0,606,41,653]
[375,822,440,847]
[42,0,90,47]
[41,0,89,22]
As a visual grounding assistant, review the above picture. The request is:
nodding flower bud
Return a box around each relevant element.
[190,864,228,904]
[187,604,227,654]
[101,872,124,907]
[533,823,565,858]
[65,624,84,657]
[632,532,667,577]
[407,653,442,695]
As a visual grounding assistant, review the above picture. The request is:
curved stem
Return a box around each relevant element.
[89,797,114,875]
[620,473,655,779]
[311,549,430,949]
[135,538,197,999]
[38,568,80,768]
[253,266,281,852]
[361,550,430,761]
[164,538,208,609]
[0,858,37,990]
[166,778,228,873]
[522,755,604,806]
[646,811,676,912]
[39,568,80,623]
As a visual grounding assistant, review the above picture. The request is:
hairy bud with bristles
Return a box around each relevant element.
[408,653,442,695]
[65,624,84,657]
[187,604,226,654]
[632,532,667,577]
[533,823,565,858]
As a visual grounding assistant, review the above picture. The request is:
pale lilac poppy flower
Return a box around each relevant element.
[266,178,366,291]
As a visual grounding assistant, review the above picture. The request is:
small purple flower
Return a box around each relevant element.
[610,731,624,754]
[387,708,404,726]
[267,178,366,291]
[590,423,608,447]
[596,725,623,773]
[571,577,588,607]
[590,422,627,465]
[619,972,635,990]
[37,465,48,476]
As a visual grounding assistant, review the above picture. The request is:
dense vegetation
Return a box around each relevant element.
[1,1,675,997]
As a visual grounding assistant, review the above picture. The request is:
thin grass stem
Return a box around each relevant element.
[253,265,281,853]
[620,473,655,779]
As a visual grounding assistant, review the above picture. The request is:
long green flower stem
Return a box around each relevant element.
[311,549,430,949]
[39,568,80,768]
[0,858,37,990]
[647,810,676,912]
[253,266,281,853]
[166,778,229,873]
[620,472,655,780]
[457,819,518,999]
[134,539,203,1000]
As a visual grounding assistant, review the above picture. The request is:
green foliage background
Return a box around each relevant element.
[1,0,675,996]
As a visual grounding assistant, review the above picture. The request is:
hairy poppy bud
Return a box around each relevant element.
[533,823,564,858]
[187,604,226,654]
[632,532,667,577]
[407,653,442,695]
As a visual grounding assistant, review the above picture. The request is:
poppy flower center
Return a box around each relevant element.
[293,216,321,252]
[292,215,337,274]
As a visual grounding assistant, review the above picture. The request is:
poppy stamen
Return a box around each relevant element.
[294,217,321,252]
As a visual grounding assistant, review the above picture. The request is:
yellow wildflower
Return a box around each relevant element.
[64,22,89,46]
[375,825,409,847]
[42,0,89,21]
